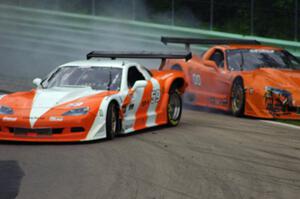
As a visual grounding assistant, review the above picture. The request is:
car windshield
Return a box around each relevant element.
[227,49,300,71]
[43,66,122,91]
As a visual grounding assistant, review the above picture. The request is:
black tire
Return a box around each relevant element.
[231,79,245,117]
[106,102,119,140]
[167,88,183,126]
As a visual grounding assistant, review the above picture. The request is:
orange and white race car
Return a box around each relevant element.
[0,51,191,142]
[161,37,300,119]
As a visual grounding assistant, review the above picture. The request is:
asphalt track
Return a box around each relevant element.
[1,5,300,199]
[0,109,299,199]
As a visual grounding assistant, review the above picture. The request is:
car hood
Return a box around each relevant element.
[0,87,104,109]
[0,87,115,127]
[244,68,300,89]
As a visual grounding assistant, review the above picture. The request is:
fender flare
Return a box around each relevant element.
[164,76,186,94]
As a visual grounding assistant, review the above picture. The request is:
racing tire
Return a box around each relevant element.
[167,88,183,126]
[231,79,245,117]
[106,102,119,140]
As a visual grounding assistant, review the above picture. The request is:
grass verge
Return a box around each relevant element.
[277,120,300,126]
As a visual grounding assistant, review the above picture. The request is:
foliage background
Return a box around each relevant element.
[0,0,299,41]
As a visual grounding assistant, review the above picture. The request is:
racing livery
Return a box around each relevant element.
[161,37,300,119]
[0,51,191,142]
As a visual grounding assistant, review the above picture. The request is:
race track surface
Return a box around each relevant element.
[0,109,299,199]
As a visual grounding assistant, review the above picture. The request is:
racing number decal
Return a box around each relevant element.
[192,73,201,86]
[151,89,161,104]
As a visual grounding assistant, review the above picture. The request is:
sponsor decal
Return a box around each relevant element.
[208,97,228,106]
[49,116,64,122]
[250,49,274,53]
[3,117,17,122]
[141,100,150,107]
[67,102,84,107]
[129,104,134,111]
[249,88,254,95]
[24,116,45,120]
[99,109,104,117]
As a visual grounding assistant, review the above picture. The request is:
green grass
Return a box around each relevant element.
[277,120,300,126]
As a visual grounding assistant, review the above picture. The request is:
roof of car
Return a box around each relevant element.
[60,59,137,68]
[215,44,283,51]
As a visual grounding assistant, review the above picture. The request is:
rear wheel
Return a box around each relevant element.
[231,79,245,117]
[106,103,119,140]
[167,89,182,126]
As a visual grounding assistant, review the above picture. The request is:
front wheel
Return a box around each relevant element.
[167,90,182,126]
[106,103,119,140]
[231,79,245,117]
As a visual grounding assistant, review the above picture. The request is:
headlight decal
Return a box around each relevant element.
[62,107,89,116]
[67,102,84,107]
[0,105,14,115]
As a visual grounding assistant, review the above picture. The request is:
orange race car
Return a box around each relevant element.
[0,51,191,142]
[160,37,300,119]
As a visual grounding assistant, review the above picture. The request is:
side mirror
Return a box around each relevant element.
[132,80,147,91]
[203,60,218,70]
[33,78,42,87]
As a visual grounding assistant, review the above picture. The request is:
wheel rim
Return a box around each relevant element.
[232,85,243,112]
[168,93,181,121]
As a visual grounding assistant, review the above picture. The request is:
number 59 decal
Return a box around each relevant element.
[151,89,161,104]
[192,73,201,86]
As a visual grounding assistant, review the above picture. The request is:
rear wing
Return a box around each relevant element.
[0,89,12,94]
[87,51,192,69]
[87,51,192,61]
[161,37,261,51]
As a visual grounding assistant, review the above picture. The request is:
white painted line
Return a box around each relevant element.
[260,120,300,130]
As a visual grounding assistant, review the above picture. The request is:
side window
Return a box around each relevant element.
[127,66,146,88]
[209,49,225,68]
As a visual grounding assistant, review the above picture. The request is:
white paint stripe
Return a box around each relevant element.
[0,95,7,100]
[146,78,160,127]
[124,88,145,133]
[260,120,300,130]
[86,97,108,140]
[85,93,125,140]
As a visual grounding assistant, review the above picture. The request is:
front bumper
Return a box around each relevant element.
[0,115,95,142]
[245,109,300,120]
[245,88,300,120]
